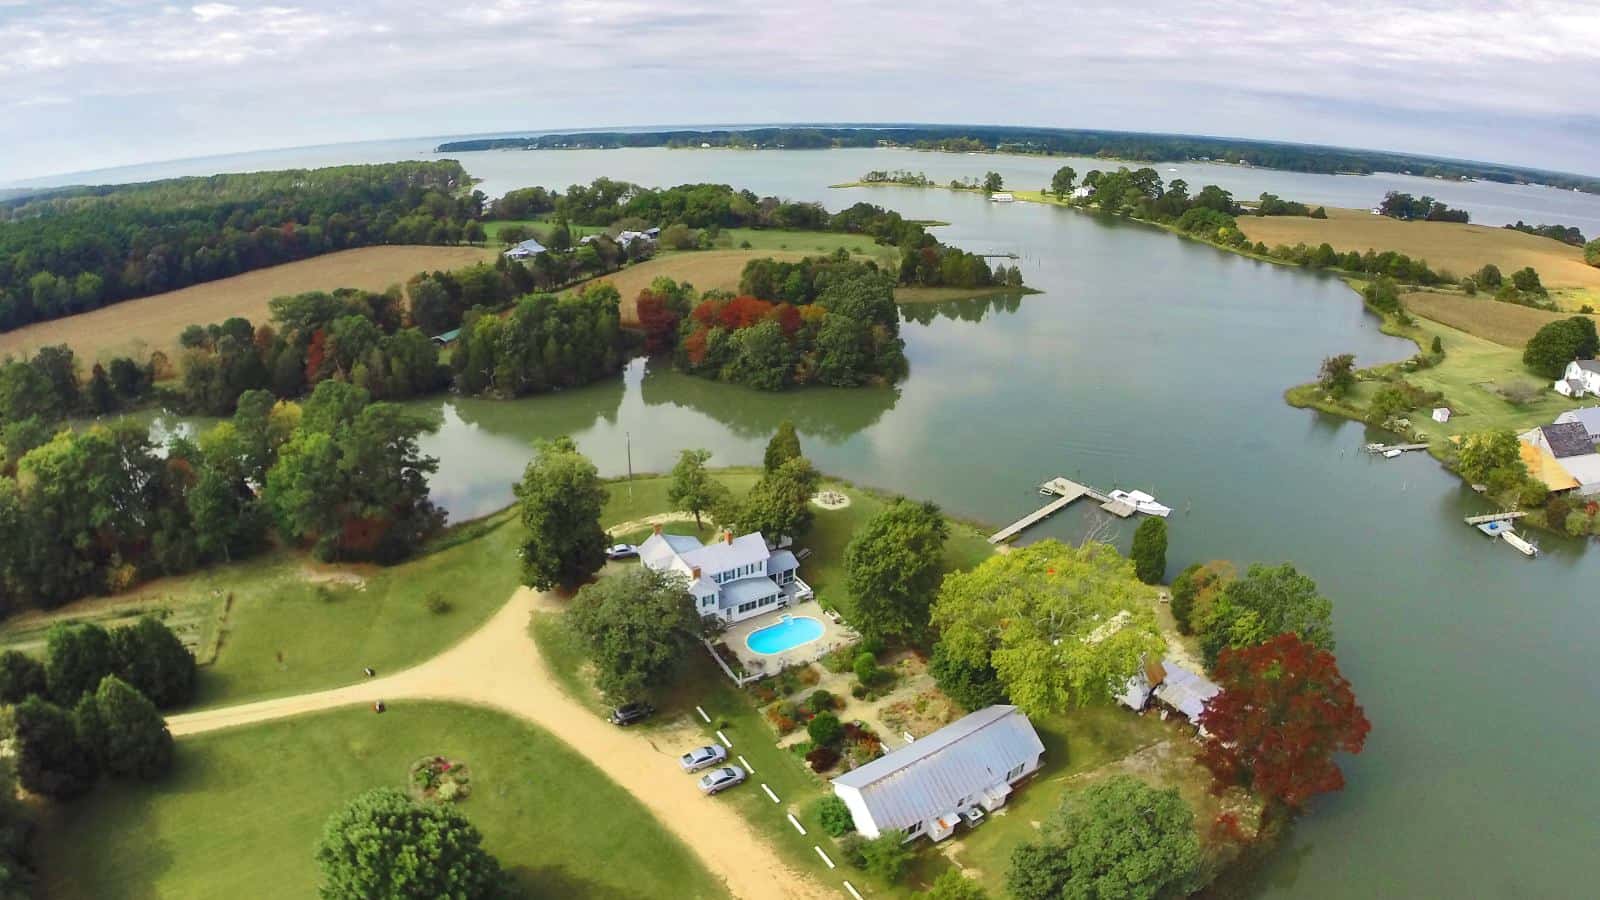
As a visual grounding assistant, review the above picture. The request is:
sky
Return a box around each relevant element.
[1,0,1598,183]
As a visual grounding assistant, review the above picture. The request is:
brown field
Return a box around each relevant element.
[0,245,497,364]
[1235,207,1600,305]
[1402,291,1599,347]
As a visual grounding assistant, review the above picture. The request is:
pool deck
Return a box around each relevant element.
[724,602,858,675]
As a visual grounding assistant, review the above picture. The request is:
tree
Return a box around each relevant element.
[1006,776,1201,900]
[982,172,1004,194]
[931,541,1163,714]
[1198,562,1334,666]
[0,650,45,704]
[80,675,173,779]
[921,869,989,900]
[316,788,510,900]
[1523,316,1599,379]
[929,642,1007,710]
[110,616,197,709]
[1586,238,1600,268]
[1049,166,1077,197]
[514,437,608,591]
[1169,560,1232,635]
[843,500,949,641]
[763,421,802,472]
[567,567,700,701]
[812,795,855,837]
[1317,353,1356,396]
[1130,517,1167,584]
[858,829,915,883]
[1198,633,1370,817]
[668,448,727,529]
[45,622,115,705]
[739,456,820,540]
[13,696,97,799]
[1510,266,1545,294]
[1455,430,1522,485]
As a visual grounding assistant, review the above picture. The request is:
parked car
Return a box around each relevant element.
[608,702,654,726]
[606,543,638,560]
[679,744,728,773]
[697,765,746,795]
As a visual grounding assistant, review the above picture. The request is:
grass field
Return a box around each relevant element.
[0,245,498,364]
[0,510,525,710]
[33,702,726,900]
[1235,207,1600,306]
[1402,291,1599,347]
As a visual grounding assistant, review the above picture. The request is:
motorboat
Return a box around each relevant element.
[1108,489,1172,518]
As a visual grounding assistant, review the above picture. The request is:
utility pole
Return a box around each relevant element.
[625,430,633,501]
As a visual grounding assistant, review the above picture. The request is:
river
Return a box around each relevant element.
[118,142,1600,897]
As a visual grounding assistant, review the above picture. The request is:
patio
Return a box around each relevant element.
[721,600,857,676]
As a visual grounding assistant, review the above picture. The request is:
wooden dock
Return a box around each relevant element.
[1464,511,1527,525]
[1364,442,1429,454]
[988,478,1135,544]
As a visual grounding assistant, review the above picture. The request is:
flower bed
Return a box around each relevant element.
[409,756,471,803]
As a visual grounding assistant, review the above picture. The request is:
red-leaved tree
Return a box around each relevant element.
[1197,632,1371,818]
[635,290,680,353]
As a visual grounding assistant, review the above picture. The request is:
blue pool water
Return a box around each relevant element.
[745,615,824,655]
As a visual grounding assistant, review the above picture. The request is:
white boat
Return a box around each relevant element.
[1383,449,1403,458]
[1108,489,1172,518]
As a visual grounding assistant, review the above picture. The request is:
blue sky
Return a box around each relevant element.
[1,0,1597,181]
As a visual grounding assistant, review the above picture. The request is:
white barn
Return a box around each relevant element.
[831,705,1044,843]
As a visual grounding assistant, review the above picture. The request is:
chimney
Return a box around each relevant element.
[691,566,701,580]
[723,530,734,545]
[652,523,662,536]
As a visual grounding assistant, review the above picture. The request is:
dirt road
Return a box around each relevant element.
[169,586,831,900]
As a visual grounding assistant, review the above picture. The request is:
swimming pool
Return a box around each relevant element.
[745,615,824,655]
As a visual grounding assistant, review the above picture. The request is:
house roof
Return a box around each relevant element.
[638,532,705,571]
[1152,660,1219,723]
[768,549,799,573]
[1574,360,1600,374]
[430,328,461,343]
[1556,452,1600,487]
[504,238,547,256]
[1539,422,1595,458]
[1555,407,1600,437]
[1520,441,1581,491]
[721,577,781,608]
[832,705,1043,832]
[680,533,770,574]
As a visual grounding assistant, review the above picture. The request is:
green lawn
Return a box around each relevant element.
[716,228,893,262]
[34,702,726,900]
[482,217,606,244]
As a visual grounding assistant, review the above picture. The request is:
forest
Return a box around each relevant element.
[0,161,482,332]
[434,125,1600,193]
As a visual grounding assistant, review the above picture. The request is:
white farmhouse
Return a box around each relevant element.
[1553,360,1600,398]
[831,705,1044,843]
[638,527,810,624]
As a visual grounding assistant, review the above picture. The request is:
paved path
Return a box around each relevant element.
[169,587,831,900]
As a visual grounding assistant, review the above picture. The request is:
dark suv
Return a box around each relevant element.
[608,701,654,726]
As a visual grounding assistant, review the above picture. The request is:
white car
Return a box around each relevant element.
[697,765,746,795]
[679,744,728,773]
[605,543,638,560]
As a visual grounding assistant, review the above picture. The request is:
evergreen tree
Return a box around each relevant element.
[1130,517,1168,585]
[763,421,802,472]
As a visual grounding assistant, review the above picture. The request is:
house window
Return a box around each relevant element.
[1006,762,1025,781]
[906,820,923,835]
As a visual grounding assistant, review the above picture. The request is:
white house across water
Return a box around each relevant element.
[831,705,1044,843]
[638,527,811,624]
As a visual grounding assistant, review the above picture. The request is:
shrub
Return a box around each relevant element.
[806,745,840,772]
[821,645,856,674]
[0,650,46,704]
[808,711,843,746]
[425,593,452,615]
[836,834,867,868]
[853,652,879,686]
[850,683,868,699]
[1566,511,1593,536]
[859,830,915,882]
[807,689,836,715]
[765,701,799,734]
[812,795,856,837]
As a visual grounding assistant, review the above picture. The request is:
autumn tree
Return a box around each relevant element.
[515,437,608,590]
[931,540,1163,714]
[668,448,727,529]
[1197,633,1371,818]
[843,499,949,641]
[1169,561,1233,634]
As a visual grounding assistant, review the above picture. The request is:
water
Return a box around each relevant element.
[745,615,826,656]
[122,145,1600,897]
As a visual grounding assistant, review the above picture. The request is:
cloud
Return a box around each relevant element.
[0,0,1597,181]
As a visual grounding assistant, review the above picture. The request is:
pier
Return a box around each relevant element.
[987,478,1135,544]
[1364,442,1429,455]
[1464,511,1527,525]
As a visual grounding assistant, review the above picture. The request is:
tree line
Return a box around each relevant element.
[435,126,1600,194]
[1503,220,1586,246]
[0,161,483,332]
[1378,191,1470,223]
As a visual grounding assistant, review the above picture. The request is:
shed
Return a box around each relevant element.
[1431,407,1451,423]
[429,328,461,346]
[832,705,1043,842]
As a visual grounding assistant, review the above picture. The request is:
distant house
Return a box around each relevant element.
[1553,360,1600,398]
[1118,656,1220,729]
[1554,406,1600,444]
[1519,422,1600,496]
[429,328,461,347]
[1431,407,1452,423]
[503,238,548,260]
[831,705,1044,842]
[638,527,811,624]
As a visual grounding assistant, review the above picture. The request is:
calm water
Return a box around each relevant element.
[121,145,1600,897]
